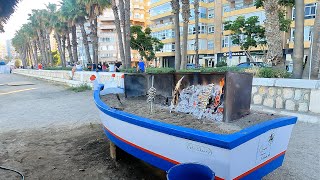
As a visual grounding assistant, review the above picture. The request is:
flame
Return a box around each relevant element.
[219,78,225,94]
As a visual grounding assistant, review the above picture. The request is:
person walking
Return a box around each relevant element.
[137,58,146,73]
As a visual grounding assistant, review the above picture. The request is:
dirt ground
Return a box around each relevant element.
[102,94,281,134]
[0,124,166,180]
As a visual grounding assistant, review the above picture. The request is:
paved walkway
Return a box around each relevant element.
[0,74,100,132]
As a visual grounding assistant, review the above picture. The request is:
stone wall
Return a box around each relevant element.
[252,78,320,114]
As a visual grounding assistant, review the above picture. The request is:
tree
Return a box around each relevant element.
[171,0,181,70]
[303,3,320,79]
[224,16,266,62]
[124,0,131,69]
[111,0,125,65]
[194,0,199,67]
[0,0,20,32]
[181,0,190,70]
[77,0,110,67]
[255,0,294,67]
[130,26,164,61]
[292,0,304,78]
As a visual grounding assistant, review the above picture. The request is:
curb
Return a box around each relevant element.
[251,105,320,124]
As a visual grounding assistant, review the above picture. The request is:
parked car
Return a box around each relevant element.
[237,62,269,68]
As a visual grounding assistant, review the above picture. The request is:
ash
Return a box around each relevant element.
[174,84,224,122]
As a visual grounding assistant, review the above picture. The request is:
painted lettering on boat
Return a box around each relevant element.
[187,143,213,155]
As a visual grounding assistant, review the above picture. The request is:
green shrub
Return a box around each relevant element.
[68,84,92,92]
[257,68,291,78]
[44,67,73,71]
[176,68,202,73]
[200,66,244,73]
[216,61,228,67]
[120,68,137,73]
[146,67,175,74]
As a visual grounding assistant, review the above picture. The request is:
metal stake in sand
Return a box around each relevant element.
[147,75,156,113]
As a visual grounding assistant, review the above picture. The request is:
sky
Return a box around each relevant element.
[0,0,60,44]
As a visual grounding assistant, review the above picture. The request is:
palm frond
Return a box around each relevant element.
[0,0,20,32]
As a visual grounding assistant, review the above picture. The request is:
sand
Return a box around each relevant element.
[102,95,282,134]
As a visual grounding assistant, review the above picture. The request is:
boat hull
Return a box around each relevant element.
[94,86,296,180]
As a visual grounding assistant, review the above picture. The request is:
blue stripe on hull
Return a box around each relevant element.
[240,154,285,180]
[103,128,176,171]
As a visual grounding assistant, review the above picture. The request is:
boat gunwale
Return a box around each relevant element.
[94,84,297,150]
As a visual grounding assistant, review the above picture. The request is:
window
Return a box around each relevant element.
[208,25,214,34]
[208,9,214,18]
[292,3,317,19]
[199,7,207,18]
[222,36,230,48]
[188,24,207,35]
[223,4,231,13]
[290,26,314,42]
[208,41,214,50]
[150,2,171,16]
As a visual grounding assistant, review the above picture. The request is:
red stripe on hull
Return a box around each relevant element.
[104,125,227,179]
[233,151,286,180]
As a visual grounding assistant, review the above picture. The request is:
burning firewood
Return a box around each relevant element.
[170,76,185,113]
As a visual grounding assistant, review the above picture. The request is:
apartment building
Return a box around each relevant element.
[149,0,318,68]
[97,0,150,66]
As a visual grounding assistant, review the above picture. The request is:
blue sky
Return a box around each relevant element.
[0,0,60,44]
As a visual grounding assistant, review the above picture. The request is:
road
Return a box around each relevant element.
[0,73,319,179]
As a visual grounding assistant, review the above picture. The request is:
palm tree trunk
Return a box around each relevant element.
[45,30,53,66]
[36,29,47,65]
[62,35,67,67]
[79,22,92,64]
[55,33,66,67]
[21,46,27,68]
[263,0,284,67]
[292,0,304,78]
[194,0,199,67]
[32,40,38,67]
[180,0,190,70]
[111,0,125,64]
[66,29,74,63]
[71,25,78,62]
[93,18,99,66]
[124,0,131,68]
[303,3,320,79]
[171,0,181,70]
[119,0,126,66]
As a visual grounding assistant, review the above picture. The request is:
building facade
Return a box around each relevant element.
[97,0,150,66]
[149,0,318,68]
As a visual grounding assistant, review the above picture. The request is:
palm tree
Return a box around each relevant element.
[61,0,82,63]
[292,0,304,78]
[0,0,20,32]
[111,0,125,65]
[124,0,131,68]
[181,0,190,70]
[77,0,110,68]
[171,0,181,70]
[194,0,199,67]
[303,3,320,79]
[257,0,286,67]
[29,10,47,66]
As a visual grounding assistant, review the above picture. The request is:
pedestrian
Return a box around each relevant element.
[38,63,42,70]
[76,62,83,71]
[97,62,102,72]
[108,62,115,72]
[137,58,146,73]
[102,62,107,72]
[71,63,76,80]
[115,60,122,72]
